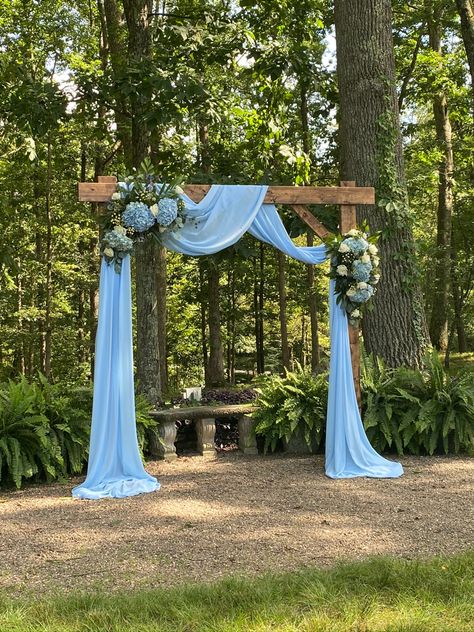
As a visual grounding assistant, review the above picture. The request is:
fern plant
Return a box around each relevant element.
[253,365,328,453]
[36,376,91,476]
[0,377,62,488]
[362,351,474,455]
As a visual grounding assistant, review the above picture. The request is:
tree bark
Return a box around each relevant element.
[334,0,429,368]
[43,140,53,378]
[456,0,474,103]
[156,244,168,394]
[122,0,162,404]
[207,261,225,386]
[306,231,320,370]
[253,251,265,374]
[199,260,209,384]
[428,9,454,351]
[276,250,290,371]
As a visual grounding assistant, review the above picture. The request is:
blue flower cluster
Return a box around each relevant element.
[351,286,374,303]
[343,237,369,254]
[122,202,156,233]
[157,197,178,226]
[103,229,133,252]
[352,260,372,282]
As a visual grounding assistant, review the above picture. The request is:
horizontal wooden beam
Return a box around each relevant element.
[78,181,375,205]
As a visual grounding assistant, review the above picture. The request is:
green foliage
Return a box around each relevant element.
[0,376,157,489]
[253,365,328,453]
[0,377,62,489]
[362,351,474,455]
[1,552,474,630]
[253,352,473,458]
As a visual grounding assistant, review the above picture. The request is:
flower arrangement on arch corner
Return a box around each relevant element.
[100,158,187,273]
[325,224,380,326]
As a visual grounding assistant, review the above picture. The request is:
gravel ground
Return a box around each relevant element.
[0,453,473,597]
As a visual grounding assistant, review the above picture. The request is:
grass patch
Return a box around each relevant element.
[1,552,473,631]
[447,352,474,375]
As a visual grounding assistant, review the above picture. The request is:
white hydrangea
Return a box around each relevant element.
[368,244,378,255]
[357,281,368,289]
[336,264,348,276]
[338,243,350,253]
[111,192,121,201]
[360,253,371,263]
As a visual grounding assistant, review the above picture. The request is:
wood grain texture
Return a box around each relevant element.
[340,181,361,408]
[78,181,375,205]
[289,205,330,238]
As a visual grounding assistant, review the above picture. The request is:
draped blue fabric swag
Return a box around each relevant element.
[73,185,402,499]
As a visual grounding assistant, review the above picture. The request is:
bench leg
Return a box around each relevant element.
[238,415,258,455]
[148,420,178,461]
[196,418,216,455]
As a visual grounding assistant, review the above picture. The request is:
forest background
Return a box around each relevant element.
[0,0,473,402]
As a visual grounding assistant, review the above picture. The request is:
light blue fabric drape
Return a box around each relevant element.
[74,184,401,499]
[72,255,159,499]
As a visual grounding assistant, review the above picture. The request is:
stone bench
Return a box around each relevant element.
[148,404,258,461]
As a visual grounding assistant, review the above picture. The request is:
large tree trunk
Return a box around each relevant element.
[334,0,429,368]
[456,0,474,102]
[156,244,168,394]
[122,0,162,404]
[207,262,225,386]
[276,250,290,371]
[428,10,454,351]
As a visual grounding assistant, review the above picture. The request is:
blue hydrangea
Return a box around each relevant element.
[157,197,178,226]
[352,260,372,282]
[342,237,369,254]
[351,286,374,303]
[103,229,133,252]
[122,201,156,233]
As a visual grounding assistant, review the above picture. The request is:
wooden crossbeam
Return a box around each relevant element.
[78,179,375,206]
[289,205,330,239]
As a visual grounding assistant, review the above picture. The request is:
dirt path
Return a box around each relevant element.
[1,454,473,596]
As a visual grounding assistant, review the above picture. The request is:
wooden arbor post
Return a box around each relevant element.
[339,181,361,407]
[78,179,373,406]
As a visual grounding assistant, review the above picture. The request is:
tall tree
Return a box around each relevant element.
[276,250,290,370]
[456,0,474,101]
[122,0,162,404]
[334,0,429,367]
[428,2,454,351]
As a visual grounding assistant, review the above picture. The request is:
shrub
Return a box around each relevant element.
[362,351,474,455]
[0,376,157,489]
[253,366,328,453]
[0,377,64,488]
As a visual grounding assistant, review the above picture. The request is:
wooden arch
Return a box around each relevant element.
[79,177,375,404]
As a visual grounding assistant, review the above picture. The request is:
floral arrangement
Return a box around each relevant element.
[100,158,186,272]
[326,227,380,325]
